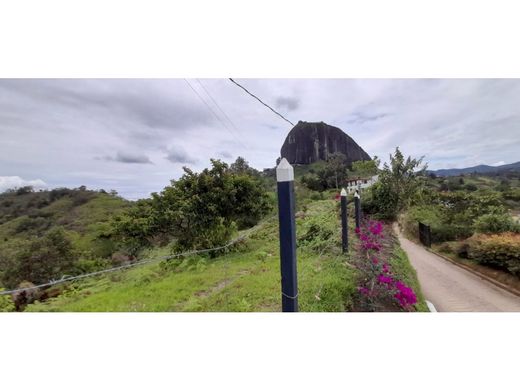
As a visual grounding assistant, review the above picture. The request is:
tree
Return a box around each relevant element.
[3,227,76,288]
[113,159,272,253]
[367,148,427,220]
[351,158,379,177]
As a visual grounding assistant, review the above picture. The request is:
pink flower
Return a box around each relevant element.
[377,274,394,285]
[369,222,383,236]
[372,257,379,265]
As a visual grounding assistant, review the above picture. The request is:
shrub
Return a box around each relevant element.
[0,289,15,312]
[466,233,520,275]
[474,211,520,234]
[430,224,474,242]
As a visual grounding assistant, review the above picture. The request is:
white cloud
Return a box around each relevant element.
[491,161,506,167]
[0,176,47,193]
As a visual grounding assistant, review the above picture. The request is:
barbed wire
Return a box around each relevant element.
[0,217,273,297]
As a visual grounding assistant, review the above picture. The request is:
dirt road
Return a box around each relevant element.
[397,230,520,312]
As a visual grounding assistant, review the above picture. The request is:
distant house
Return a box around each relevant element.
[346,175,379,193]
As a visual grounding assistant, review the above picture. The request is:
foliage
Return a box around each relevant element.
[474,209,520,234]
[350,158,379,177]
[0,187,129,288]
[2,227,76,288]
[466,233,520,276]
[112,158,272,253]
[301,153,358,191]
[367,147,426,220]
[0,289,15,312]
[297,201,338,252]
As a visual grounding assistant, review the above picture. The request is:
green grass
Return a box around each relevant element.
[25,200,358,312]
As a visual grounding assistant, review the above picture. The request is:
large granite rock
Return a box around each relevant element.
[280,121,371,165]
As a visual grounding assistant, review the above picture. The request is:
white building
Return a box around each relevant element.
[346,175,379,193]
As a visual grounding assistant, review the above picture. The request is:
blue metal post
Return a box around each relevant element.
[276,158,298,312]
[340,188,348,253]
[354,190,361,229]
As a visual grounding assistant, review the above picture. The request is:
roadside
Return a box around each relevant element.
[395,225,520,312]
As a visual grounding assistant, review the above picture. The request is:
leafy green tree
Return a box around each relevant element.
[367,147,427,220]
[350,158,379,177]
[3,227,76,288]
[113,159,272,253]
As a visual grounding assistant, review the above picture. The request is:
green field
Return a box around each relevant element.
[25,200,359,312]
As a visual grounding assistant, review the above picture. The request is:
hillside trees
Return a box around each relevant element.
[2,227,76,288]
[112,158,272,253]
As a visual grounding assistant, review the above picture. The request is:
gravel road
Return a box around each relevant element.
[397,229,520,312]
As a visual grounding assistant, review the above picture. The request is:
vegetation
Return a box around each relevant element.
[466,233,520,276]
[363,147,426,220]
[111,158,273,254]
[0,187,129,290]
[300,153,378,191]
[24,200,357,312]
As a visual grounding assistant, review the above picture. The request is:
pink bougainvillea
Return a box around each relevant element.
[355,219,417,311]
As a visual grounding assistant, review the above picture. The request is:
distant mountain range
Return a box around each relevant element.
[429,161,520,177]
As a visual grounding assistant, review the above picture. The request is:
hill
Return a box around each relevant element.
[430,161,520,177]
[0,187,130,290]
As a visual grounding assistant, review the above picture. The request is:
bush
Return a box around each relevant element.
[0,289,15,312]
[474,212,520,234]
[466,233,520,275]
[430,224,474,242]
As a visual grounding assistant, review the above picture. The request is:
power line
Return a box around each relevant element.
[195,79,245,146]
[228,78,295,126]
[184,79,246,148]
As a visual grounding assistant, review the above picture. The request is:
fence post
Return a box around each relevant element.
[276,158,298,312]
[354,189,361,229]
[340,188,348,253]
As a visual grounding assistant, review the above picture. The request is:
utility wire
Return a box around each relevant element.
[184,79,246,148]
[228,78,295,126]
[195,79,247,148]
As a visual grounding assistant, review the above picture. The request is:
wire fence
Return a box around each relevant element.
[0,218,271,297]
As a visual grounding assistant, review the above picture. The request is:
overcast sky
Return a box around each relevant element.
[1,79,519,199]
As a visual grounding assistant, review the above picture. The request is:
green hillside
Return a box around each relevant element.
[0,187,131,290]
[22,199,426,312]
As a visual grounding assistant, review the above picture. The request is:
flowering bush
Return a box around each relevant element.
[355,220,418,311]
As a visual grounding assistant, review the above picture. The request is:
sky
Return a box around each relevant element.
[1,79,519,199]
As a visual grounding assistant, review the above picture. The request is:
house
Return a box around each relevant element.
[346,175,379,193]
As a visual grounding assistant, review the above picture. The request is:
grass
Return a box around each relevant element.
[25,200,358,312]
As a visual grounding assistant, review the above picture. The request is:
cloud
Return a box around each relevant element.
[276,96,300,112]
[346,112,390,125]
[100,151,152,164]
[491,161,506,167]
[0,176,47,193]
[165,145,197,164]
[218,150,233,159]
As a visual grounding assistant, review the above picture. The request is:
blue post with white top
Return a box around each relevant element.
[340,188,348,253]
[276,158,298,312]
